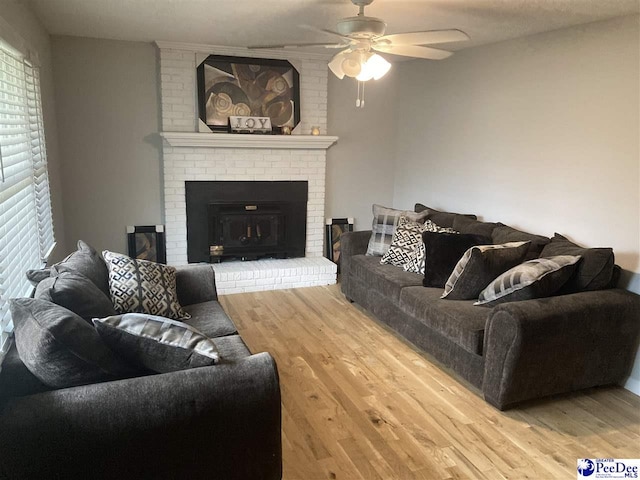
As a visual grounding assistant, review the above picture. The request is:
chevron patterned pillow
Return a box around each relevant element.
[103,251,190,320]
[380,216,427,268]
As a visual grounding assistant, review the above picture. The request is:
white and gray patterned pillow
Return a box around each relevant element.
[103,251,190,320]
[441,241,530,300]
[403,220,458,274]
[93,313,219,373]
[380,216,426,268]
[366,204,428,256]
[475,255,581,306]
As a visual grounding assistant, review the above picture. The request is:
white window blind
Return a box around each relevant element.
[0,40,55,359]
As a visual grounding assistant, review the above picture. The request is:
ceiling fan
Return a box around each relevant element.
[250,0,469,106]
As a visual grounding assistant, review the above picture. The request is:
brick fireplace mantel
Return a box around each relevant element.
[160,132,338,150]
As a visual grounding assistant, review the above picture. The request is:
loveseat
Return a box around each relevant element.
[0,245,282,479]
[341,204,640,410]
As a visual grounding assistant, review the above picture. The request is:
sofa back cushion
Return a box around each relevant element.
[452,216,499,238]
[9,298,135,389]
[422,232,492,288]
[540,234,614,292]
[414,203,477,228]
[491,225,550,260]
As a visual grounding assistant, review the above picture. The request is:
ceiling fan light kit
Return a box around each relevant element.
[250,0,470,107]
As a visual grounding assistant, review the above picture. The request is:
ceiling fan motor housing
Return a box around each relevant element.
[336,16,386,38]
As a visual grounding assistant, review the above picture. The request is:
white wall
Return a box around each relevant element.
[51,36,162,256]
[392,15,640,393]
[326,71,399,230]
[0,0,66,261]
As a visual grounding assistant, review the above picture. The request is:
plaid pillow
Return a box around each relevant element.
[366,204,427,256]
[475,255,581,306]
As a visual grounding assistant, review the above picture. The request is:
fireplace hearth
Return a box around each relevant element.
[186,181,307,263]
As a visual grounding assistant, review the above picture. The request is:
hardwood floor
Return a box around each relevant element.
[219,284,640,480]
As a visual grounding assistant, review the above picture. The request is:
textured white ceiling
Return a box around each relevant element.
[27,0,639,51]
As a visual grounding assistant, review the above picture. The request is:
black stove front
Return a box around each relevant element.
[185,181,307,263]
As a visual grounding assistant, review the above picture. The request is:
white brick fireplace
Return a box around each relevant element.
[156,42,338,293]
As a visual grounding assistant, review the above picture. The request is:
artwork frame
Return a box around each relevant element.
[325,218,354,271]
[127,225,166,264]
[197,55,301,134]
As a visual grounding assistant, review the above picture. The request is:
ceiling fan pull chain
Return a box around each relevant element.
[356,80,361,107]
[356,80,365,108]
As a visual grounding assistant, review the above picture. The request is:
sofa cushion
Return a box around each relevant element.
[94,313,221,373]
[442,242,530,300]
[540,233,614,292]
[452,216,499,238]
[9,298,134,389]
[34,270,116,322]
[183,301,238,338]
[351,255,423,304]
[476,255,581,306]
[366,204,428,256]
[54,240,110,297]
[414,203,477,228]
[491,225,550,261]
[103,250,190,320]
[399,287,488,355]
[422,232,492,288]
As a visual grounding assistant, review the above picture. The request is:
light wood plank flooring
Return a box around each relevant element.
[219,284,640,480]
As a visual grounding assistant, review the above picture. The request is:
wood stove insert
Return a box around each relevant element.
[186,181,307,263]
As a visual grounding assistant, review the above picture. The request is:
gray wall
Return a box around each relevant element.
[0,0,66,261]
[51,36,162,256]
[326,71,399,230]
[391,15,640,393]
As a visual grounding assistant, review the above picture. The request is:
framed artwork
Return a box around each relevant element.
[197,55,300,134]
[127,225,166,264]
[325,218,354,271]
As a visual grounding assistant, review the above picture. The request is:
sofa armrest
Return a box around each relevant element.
[339,231,371,300]
[175,263,218,305]
[0,352,281,480]
[482,289,640,410]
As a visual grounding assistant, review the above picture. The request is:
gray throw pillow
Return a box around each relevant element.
[475,255,581,306]
[540,233,614,292]
[442,241,530,300]
[25,268,52,287]
[414,203,477,228]
[366,204,428,256]
[93,313,220,373]
[9,298,134,389]
[103,250,190,320]
[54,240,110,296]
[35,270,116,322]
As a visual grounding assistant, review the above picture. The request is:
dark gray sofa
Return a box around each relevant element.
[341,228,640,410]
[0,264,282,480]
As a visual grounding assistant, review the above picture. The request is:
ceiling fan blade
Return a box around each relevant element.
[299,24,352,41]
[378,29,469,46]
[248,42,346,49]
[373,44,453,60]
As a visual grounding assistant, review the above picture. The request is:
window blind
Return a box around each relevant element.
[0,41,55,360]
